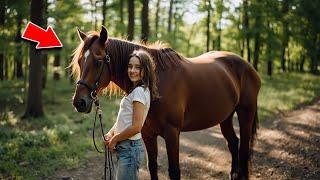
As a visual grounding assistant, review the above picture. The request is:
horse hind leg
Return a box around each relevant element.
[142,125,159,180]
[220,111,240,180]
[236,104,258,180]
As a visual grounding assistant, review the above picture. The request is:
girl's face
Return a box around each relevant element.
[128,56,143,85]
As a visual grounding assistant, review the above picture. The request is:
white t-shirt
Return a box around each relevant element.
[114,86,151,140]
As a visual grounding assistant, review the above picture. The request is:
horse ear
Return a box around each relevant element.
[99,26,108,46]
[77,27,87,41]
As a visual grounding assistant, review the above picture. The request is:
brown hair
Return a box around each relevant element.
[128,49,160,101]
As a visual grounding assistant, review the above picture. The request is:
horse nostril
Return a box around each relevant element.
[78,98,86,108]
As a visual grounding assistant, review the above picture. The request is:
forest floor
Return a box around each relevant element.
[52,99,320,180]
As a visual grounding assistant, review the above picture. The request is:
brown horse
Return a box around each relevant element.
[71,26,261,180]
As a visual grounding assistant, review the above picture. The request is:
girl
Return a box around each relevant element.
[104,49,159,180]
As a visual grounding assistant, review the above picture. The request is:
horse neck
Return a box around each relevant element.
[107,38,150,93]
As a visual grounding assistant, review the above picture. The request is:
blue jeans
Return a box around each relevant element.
[115,139,145,180]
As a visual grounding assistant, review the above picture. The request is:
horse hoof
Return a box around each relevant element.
[230,172,239,180]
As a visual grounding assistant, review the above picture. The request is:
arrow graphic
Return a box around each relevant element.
[21,22,63,49]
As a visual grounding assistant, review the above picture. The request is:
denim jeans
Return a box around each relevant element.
[115,139,145,180]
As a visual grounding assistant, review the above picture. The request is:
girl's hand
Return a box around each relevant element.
[108,135,118,150]
[103,132,114,145]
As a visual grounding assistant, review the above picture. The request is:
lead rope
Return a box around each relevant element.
[93,99,115,180]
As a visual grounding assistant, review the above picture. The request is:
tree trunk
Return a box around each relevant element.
[0,53,3,80]
[155,0,160,38]
[102,0,107,26]
[299,53,305,72]
[167,0,173,33]
[0,1,5,80]
[127,0,134,41]
[53,53,60,81]
[206,0,211,52]
[243,0,251,63]
[280,0,289,72]
[308,33,318,74]
[253,13,261,71]
[23,0,45,118]
[120,0,124,36]
[15,14,23,78]
[140,0,149,42]
[41,0,48,89]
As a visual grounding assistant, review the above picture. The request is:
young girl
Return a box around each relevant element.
[104,49,159,180]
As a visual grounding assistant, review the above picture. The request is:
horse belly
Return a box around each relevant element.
[181,64,239,131]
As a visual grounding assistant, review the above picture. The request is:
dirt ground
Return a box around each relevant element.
[52,99,320,180]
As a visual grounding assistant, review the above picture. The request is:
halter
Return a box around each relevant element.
[76,52,111,99]
[76,50,115,180]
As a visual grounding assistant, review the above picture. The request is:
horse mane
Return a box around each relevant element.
[69,31,189,96]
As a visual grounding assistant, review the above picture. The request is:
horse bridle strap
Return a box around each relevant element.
[93,99,115,180]
[77,54,111,99]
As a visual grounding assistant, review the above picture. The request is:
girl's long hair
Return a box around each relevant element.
[128,49,160,101]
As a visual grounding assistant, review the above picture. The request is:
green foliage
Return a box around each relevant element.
[0,78,118,179]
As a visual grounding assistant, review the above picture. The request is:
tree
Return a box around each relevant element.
[252,1,262,71]
[280,0,289,72]
[206,0,211,52]
[141,0,149,42]
[154,0,160,38]
[127,0,134,40]
[0,0,6,80]
[102,0,107,26]
[23,0,45,118]
[243,0,251,63]
[167,0,174,33]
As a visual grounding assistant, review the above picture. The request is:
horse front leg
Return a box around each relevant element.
[163,125,180,180]
[142,127,159,180]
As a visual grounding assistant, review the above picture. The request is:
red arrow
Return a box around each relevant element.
[21,22,63,49]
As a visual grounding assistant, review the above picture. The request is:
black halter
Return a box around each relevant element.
[77,53,111,99]
[76,50,115,179]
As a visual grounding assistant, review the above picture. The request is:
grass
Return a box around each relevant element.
[0,72,320,179]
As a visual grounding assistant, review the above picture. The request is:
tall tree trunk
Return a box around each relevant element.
[280,0,289,72]
[266,22,272,76]
[206,0,211,52]
[236,9,243,56]
[253,11,261,71]
[155,0,160,38]
[216,0,223,51]
[0,0,6,80]
[0,53,3,80]
[127,0,134,40]
[102,0,107,26]
[42,0,48,89]
[140,0,149,42]
[167,0,173,33]
[308,33,318,74]
[119,0,124,36]
[299,52,305,72]
[15,14,23,78]
[23,0,45,118]
[53,53,60,81]
[243,0,251,63]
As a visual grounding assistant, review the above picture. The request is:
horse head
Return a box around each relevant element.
[71,26,112,113]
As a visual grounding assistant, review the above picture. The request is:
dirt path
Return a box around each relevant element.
[52,100,320,180]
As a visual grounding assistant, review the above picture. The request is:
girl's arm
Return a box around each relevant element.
[107,101,145,149]
[104,123,116,142]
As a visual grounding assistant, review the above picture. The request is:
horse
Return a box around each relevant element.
[71,26,261,180]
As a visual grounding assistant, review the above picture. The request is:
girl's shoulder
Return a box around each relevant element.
[132,85,149,93]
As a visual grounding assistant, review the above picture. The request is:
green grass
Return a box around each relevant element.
[0,72,320,179]
[0,78,119,179]
[258,72,320,120]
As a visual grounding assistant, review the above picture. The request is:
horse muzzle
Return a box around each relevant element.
[73,96,93,113]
